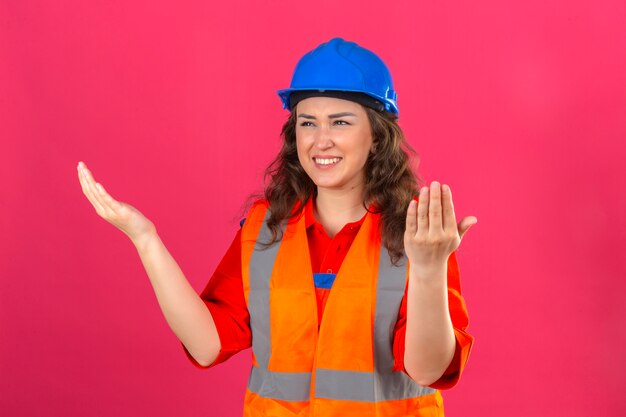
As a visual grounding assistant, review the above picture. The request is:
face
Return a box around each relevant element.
[295,96,373,194]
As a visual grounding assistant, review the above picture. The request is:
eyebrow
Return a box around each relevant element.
[297,112,357,120]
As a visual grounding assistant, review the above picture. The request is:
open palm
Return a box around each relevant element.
[77,161,155,243]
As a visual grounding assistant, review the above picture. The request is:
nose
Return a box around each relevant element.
[314,125,334,150]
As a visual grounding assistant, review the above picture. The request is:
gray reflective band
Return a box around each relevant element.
[248,367,434,403]
[248,366,312,402]
[315,368,435,402]
[374,247,408,373]
[248,210,277,369]
[370,247,436,399]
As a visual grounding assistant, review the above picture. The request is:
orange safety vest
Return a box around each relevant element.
[241,200,445,417]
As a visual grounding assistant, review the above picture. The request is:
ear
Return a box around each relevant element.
[370,140,378,155]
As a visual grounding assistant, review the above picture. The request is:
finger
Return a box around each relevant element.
[77,164,91,197]
[458,216,478,239]
[417,186,429,234]
[428,181,443,232]
[405,198,418,236]
[441,184,457,233]
[78,164,102,211]
[79,163,107,214]
[79,162,125,214]
[81,165,107,213]
[95,181,124,212]
[90,179,117,216]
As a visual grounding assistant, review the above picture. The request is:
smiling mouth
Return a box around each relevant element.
[313,157,342,166]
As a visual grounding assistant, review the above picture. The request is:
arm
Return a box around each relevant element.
[181,228,252,369]
[133,231,221,367]
[402,182,477,386]
[403,261,456,386]
[393,252,474,389]
[76,161,220,366]
[402,251,475,388]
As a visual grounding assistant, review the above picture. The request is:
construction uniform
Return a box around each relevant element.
[184,198,474,416]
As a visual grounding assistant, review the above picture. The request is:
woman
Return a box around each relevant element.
[77,38,477,416]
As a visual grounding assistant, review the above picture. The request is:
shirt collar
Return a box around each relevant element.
[303,197,369,231]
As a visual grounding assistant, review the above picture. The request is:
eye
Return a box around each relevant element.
[333,120,350,126]
[299,121,314,127]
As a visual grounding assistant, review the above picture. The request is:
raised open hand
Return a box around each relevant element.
[404,181,477,276]
[77,161,156,244]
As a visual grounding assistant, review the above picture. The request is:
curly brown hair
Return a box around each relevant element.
[257,106,423,265]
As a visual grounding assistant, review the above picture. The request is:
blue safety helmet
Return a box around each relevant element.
[277,38,399,115]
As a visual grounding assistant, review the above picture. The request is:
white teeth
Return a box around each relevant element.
[315,157,341,165]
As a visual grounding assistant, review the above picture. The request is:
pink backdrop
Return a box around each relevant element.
[2,1,625,416]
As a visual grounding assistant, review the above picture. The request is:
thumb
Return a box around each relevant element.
[458,216,478,240]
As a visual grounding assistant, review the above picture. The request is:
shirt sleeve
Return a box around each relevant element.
[392,250,474,390]
[183,228,252,369]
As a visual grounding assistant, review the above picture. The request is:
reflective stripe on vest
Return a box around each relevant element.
[241,201,437,413]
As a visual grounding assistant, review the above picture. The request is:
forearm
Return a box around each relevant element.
[132,230,220,366]
[404,264,456,386]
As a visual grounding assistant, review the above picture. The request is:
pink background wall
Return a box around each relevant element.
[2,1,625,416]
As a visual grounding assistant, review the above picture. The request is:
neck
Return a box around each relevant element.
[314,186,367,238]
